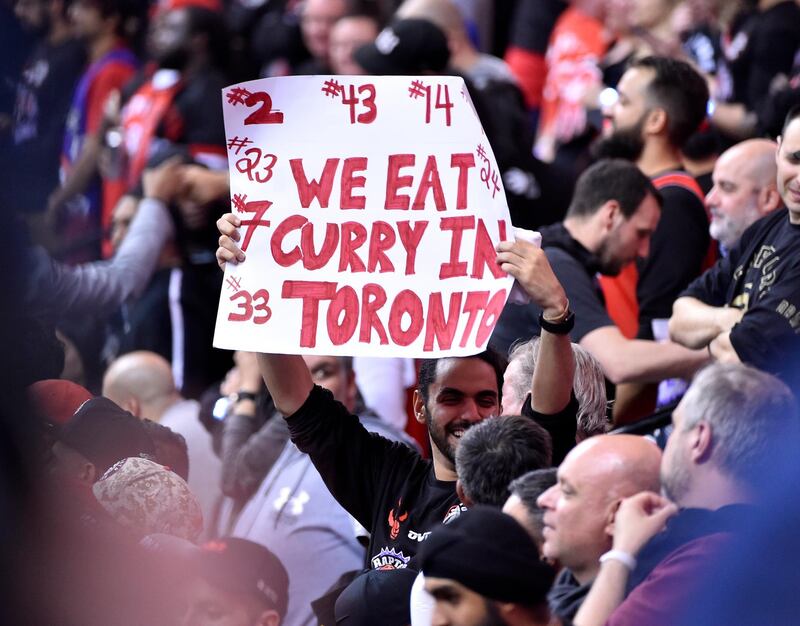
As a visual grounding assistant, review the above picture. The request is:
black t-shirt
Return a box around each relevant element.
[681,25,723,77]
[636,177,710,340]
[508,0,567,54]
[726,1,800,110]
[681,209,800,389]
[522,392,579,465]
[122,67,227,161]
[12,37,85,212]
[287,385,462,570]
[491,224,612,356]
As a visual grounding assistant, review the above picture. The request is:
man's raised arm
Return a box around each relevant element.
[496,239,575,414]
[256,353,313,416]
[216,212,314,416]
[669,296,744,349]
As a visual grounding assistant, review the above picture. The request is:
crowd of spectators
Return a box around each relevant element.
[2,0,800,624]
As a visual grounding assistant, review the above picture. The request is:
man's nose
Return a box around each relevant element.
[706,185,719,208]
[537,484,558,509]
[638,236,651,259]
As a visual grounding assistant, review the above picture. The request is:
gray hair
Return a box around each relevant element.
[507,468,557,545]
[680,362,800,489]
[508,338,608,438]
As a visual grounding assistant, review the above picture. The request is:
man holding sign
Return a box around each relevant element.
[218,214,576,570]
[214,74,578,568]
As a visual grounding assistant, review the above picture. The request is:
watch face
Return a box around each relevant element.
[213,397,230,420]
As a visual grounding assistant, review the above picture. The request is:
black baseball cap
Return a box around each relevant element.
[418,506,555,606]
[192,537,290,618]
[59,397,156,476]
[354,18,450,75]
[334,568,418,625]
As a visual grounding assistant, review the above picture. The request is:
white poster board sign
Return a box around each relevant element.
[213,75,513,357]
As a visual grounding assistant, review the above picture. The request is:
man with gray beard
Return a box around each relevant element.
[705,139,781,254]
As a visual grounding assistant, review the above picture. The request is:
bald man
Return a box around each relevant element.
[706,139,781,252]
[103,351,222,535]
[535,435,661,621]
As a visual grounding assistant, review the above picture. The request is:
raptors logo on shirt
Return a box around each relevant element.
[371,546,410,570]
[387,499,409,540]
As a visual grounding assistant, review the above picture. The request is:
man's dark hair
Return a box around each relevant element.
[455,416,552,507]
[142,420,189,481]
[566,158,661,220]
[417,349,507,407]
[184,6,229,71]
[781,104,800,136]
[629,55,709,149]
[91,0,146,38]
[508,468,557,542]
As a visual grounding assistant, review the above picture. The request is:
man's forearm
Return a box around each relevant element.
[669,297,732,349]
[582,327,709,384]
[573,560,630,626]
[256,353,313,416]
[30,196,174,318]
[51,134,102,208]
[532,329,575,414]
[709,331,741,363]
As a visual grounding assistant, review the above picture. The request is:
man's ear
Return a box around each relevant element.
[690,421,713,464]
[645,107,668,136]
[604,498,623,537]
[256,609,280,626]
[599,199,622,231]
[80,462,97,486]
[759,187,782,214]
[456,479,471,506]
[412,390,427,425]
[345,368,358,410]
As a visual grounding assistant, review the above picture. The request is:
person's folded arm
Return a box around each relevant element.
[669,297,744,349]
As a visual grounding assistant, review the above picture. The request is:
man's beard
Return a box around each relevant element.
[426,413,475,464]
[709,202,761,250]
[157,47,190,70]
[661,456,691,505]
[591,116,647,162]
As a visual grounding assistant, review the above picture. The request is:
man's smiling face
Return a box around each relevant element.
[421,357,500,466]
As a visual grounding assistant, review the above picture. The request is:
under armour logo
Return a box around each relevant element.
[376,29,400,55]
[273,487,310,516]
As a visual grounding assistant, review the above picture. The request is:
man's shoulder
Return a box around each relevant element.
[737,208,792,253]
[544,244,584,266]
[611,532,733,626]
[544,246,597,286]
[360,415,421,452]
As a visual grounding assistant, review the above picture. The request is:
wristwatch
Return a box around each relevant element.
[538,309,575,335]
[231,390,258,404]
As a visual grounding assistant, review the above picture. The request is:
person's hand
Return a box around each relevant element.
[496,240,568,319]
[612,492,678,556]
[102,90,122,126]
[234,351,262,393]
[216,212,244,269]
[143,156,185,204]
[219,364,242,398]
[180,166,229,207]
[715,306,744,335]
